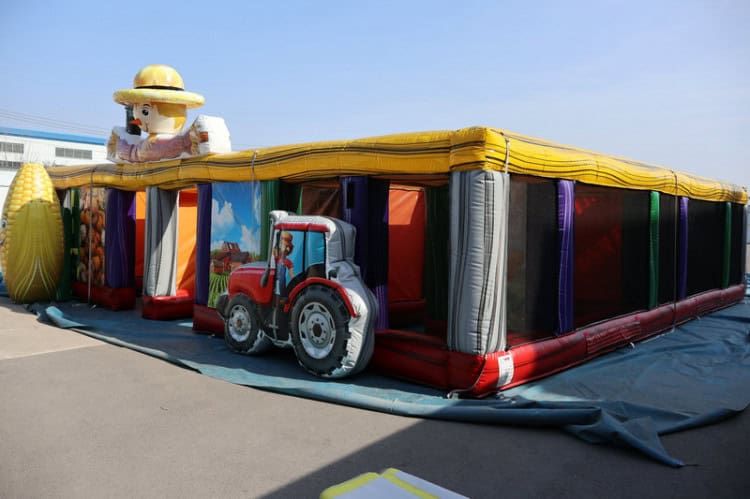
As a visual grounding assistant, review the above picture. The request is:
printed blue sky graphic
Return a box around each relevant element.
[210,182,262,254]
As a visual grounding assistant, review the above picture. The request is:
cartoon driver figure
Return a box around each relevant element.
[273,231,295,296]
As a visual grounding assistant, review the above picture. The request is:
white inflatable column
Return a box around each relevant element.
[448,170,510,355]
[143,187,178,296]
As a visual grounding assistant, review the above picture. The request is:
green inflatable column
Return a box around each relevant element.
[56,189,74,300]
[424,185,449,322]
[260,180,280,258]
[648,191,660,309]
[56,188,80,300]
[722,202,732,289]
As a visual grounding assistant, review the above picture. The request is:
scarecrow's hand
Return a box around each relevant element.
[189,115,232,155]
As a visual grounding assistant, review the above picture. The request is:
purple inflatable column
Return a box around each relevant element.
[340,176,390,330]
[367,179,390,330]
[678,197,688,300]
[194,184,212,306]
[340,177,369,272]
[104,189,135,289]
[557,180,575,334]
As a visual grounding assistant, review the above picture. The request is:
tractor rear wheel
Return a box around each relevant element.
[290,285,352,377]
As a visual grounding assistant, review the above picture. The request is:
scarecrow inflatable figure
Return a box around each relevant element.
[102,65,231,318]
[108,64,230,163]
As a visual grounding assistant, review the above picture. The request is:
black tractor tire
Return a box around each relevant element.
[224,294,272,355]
[290,285,353,378]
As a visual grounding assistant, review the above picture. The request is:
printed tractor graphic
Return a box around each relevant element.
[216,211,377,378]
[210,241,251,274]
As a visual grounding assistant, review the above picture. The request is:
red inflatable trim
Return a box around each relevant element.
[284,278,358,317]
[72,281,136,311]
[371,330,452,388]
[193,304,225,335]
[387,299,426,328]
[372,284,745,397]
[142,290,194,320]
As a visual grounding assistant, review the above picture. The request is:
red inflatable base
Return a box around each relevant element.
[371,284,745,397]
[193,304,225,335]
[387,299,426,328]
[72,281,136,311]
[142,290,194,320]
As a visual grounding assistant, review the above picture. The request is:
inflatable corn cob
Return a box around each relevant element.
[0,163,64,302]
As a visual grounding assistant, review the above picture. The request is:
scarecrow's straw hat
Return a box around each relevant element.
[113,64,204,108]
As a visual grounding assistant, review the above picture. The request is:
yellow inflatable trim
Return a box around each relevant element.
[47,127,747,204]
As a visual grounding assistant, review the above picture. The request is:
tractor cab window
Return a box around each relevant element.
[305,231,326,277]
[273,227,327,296]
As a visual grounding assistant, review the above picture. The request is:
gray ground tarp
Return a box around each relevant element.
[506,311,750,464]
[21,290,750,467]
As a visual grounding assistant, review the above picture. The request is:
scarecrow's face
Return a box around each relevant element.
[133,102,184,134]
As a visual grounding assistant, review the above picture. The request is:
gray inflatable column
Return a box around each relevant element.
[448,170,510,354]
[143,187,178,296]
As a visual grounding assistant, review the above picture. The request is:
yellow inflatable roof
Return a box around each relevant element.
[47,127,747,203]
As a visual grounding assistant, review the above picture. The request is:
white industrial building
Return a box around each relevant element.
[0,126,107,211]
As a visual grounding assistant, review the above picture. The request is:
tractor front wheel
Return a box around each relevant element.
[224,294,272,355]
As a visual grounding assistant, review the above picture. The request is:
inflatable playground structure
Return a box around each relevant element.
[2,65,747,397]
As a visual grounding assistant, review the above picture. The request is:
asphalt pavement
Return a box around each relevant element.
[1,296,748,498]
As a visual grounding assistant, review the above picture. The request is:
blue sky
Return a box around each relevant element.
[1,0,748,187]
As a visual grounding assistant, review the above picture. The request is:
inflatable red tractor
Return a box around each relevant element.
[216,211,377,378]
